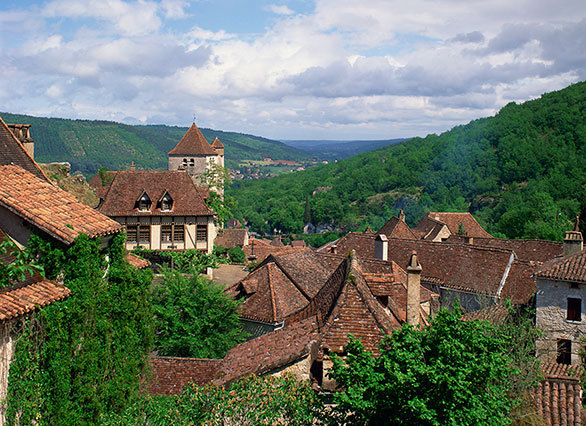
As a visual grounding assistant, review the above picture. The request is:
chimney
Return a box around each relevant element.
[398,209,406,222]
[129,161,136,171]
[374,234,388,261]
[406,251,422,326]
[564,217,583,256]
[329,244,337,255]
[7,123,34,159]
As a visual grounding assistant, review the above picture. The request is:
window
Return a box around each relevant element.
[189,158,195,168]
[557,339,572,365]
[567,298,581,321]
[173,225,185,242]
[139,225,150,243]
[160,194,173,211]
[161,225,172,242]
[137,194,151,211]
[196,224,207,242]
[126,225,138,242]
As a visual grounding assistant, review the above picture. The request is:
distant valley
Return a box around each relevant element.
[281,138,409,161]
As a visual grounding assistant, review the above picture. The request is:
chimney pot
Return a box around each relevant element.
[564,230,583,257]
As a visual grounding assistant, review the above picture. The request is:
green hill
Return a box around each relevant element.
[230,81,586,240]
[0,113,309,174]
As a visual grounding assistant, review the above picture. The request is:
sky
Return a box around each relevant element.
[0,0,585,140]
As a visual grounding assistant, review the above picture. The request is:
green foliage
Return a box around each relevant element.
[1,112,309,174]
[133,247,218,273]
[0,237,44,287]
[294,231,343,248]
[105,374,323,425]
[6,233,153,424]
[329,308,540,425]
[152,269,247,358]
[98,165,114,186]
[230,82,586,240]
[227,246,246,263]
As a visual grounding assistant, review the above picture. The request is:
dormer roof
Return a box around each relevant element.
[0,117,48,182]
[168,123,216,156]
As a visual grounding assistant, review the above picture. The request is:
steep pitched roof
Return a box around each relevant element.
[0,165,122,244]
[0,228,70,321]
[324,233,531,303]
[211,137,224,149]
[168,124,217,156]
[413,215,449,240]
[427,212,493,238]
[536,249,586,284]
[378,216,417,240]
[94,170,212,216]
[0,117,48,182]
[270,249,334,298]
[532,363,582,425]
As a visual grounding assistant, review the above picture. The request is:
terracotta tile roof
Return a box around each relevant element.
[93,170,212,217]
[168,123,217,156]
[270,249,334,298]
[461,304,511,322]
[291,240,307,248]
[126,253,150,269]
[0,165,122,244]
[532,362,582,425]
[88,171,117,199]
[211,137,224,149]
[243,239,304,263]
[0,117,48,182]
[325,233,533,303]
[227,262,310,323]
[215,229,248,249]
[427,212,493,238]
[446,236,563,263]
[213,316,320,386]
[413,216,448,240]
[377,216,417,240]
[0,228,70,321]
[148,356,222,396]
[536,249,586,284]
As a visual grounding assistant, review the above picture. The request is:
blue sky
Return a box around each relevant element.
[0,0,585,140]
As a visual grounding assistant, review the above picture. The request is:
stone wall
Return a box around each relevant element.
[536,278,586,365]
[0,321,15,426]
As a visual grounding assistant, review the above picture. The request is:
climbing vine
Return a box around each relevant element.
[6,233,154,424]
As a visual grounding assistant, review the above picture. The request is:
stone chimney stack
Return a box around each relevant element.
[374,234,388,261]
[398,209,406,222]
[406,251,422,326]
[7,123,34,159]
[129,161,136,171]
[564,217,583,257]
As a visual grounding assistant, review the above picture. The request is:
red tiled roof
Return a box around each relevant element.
[427,212,493,238]
[126,253,150,269]
[168,124,217,156]
[270,249,334,298]
[446,236,563,263]
[213,316,320,386]
[0,227,70,320]
[216,229,248,249]
[378,216,417,240]
[324,233,533,303]
[291,240,307,248]
[94,170,212,217]
[0,117,48,182]
[413,216,447,240]
[532,362,582,425]
[461,304,511,322]
[211,137,224,149]
[243,238,304,263]
[0,165,122,244]
[88,171,117,200]
[148,356,222,396]
[536,249,586,284]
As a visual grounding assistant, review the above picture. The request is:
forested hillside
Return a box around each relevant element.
[230,82,586,240]
[0,113,309,173]
[281,138,408,161]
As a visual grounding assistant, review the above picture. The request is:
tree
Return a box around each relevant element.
[201,162,237,225]
[329,308,538,425]
[152,269,247,358]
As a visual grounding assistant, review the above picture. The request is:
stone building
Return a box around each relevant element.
[90,170,216,253]
[536,229,585,365]
[168,123,224,184]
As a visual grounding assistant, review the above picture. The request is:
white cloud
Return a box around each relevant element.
[266,5,295,16]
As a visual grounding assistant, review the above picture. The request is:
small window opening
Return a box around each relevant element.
[557,339,572,364]
[196,224,207,242]
[567,298,581,321]
[137,194,151,211]
[161,194,173,211]
[310,360,323,387]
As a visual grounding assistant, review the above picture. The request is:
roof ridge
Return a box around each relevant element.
[271,257,312,301]
[266,263,278,322]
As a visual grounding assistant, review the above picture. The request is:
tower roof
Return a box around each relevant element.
[211,137,224,149]
[168,123,216,156]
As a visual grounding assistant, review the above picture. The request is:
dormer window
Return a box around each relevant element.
[189,158,195,168]
[160,193,173,211]
[136,193,151,211]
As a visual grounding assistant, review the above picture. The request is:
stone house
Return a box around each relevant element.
[90,170,216,253]
[536,229,585,365]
